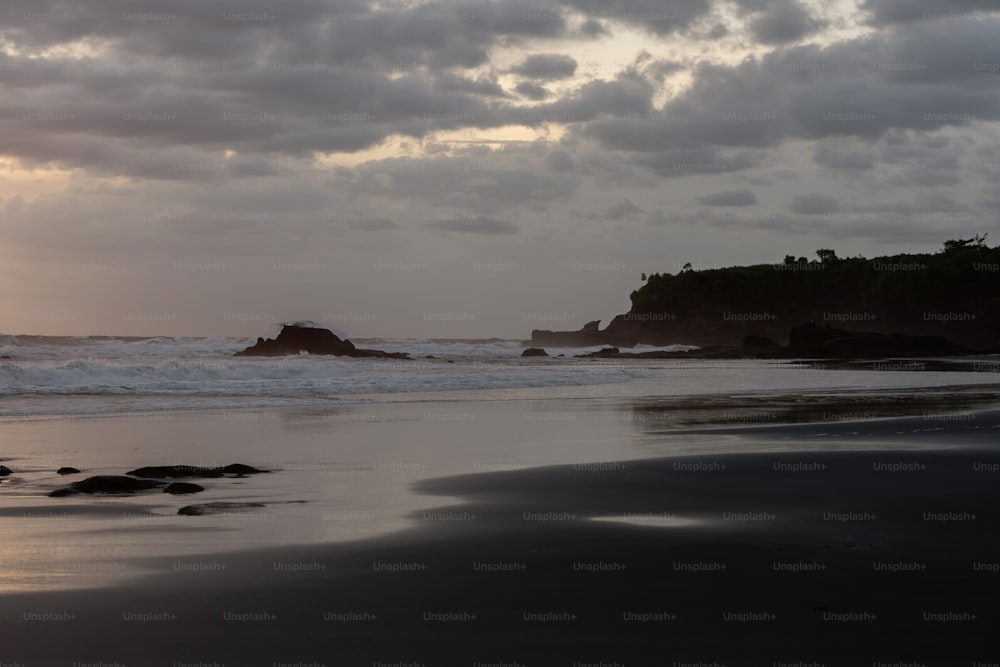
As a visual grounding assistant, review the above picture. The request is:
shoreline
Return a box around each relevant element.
[2,408,998,664]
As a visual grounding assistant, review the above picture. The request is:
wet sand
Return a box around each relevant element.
[2,409,999,665]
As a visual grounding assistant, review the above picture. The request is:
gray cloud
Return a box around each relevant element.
[4,0,1000,338]
[427,216,518,234]
[699,189,759,206]
[607,198,643,219]
[515,81,552,100]
[860,0,999,25]
[790,192,838,215]
[560,0,712,35]
[748,0,828,44]
[510,54,578,80]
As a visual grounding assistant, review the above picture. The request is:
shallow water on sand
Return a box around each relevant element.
[3,381,999,593]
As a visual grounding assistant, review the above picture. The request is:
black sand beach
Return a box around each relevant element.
[2,408,999,666]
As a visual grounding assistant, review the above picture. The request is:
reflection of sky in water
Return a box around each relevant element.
[590,514,704,528]
[1,379,993,592]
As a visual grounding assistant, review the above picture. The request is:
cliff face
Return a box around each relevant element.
[530,244,1000,351]
[235,324,410,358]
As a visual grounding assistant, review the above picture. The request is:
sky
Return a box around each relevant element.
[1,0,999,339]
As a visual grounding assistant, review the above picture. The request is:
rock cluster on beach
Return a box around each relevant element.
[47,463,268,497]
[235,324,410,358]
[529,322,974,360]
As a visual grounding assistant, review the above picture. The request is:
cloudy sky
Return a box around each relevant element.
[2,0,999,338]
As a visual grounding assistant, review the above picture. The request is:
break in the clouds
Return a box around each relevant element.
[1,0,999,337]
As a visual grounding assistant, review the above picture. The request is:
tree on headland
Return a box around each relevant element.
[815,248,838,264]
[943,234,988,253]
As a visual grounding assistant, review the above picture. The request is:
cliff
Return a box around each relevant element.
[533,239,1000,351]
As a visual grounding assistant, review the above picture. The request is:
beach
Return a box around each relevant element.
[2,387,999,666]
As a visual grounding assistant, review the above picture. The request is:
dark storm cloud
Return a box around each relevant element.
[859,0,999,25]
[790,192,838,215]
[351,153,580,209]
[559,0,712,35]
[515,81,552,100]
[747,0,828,45]
[699,189,759,206]
[510,54,578,80]
[426,216,518,234]
[435,73,510,98]
[811,139,876,171]
[578,14,1000,180]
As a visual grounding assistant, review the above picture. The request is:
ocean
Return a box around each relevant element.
[3,333,999,418]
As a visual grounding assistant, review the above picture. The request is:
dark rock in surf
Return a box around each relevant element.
[0,465,12,476]
[164,482,205,495]
[177,501,266,516]
[531,320,635,348]
[575,347,620,358]
[57,467,81,475]
[128,465,223,479]
[49,475,163,497]
[234,324,410,359]
[521,348,549,357]
[127,463,267,479]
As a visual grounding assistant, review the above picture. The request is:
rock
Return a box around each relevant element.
[575,347,620,358]
[50,475,163,497]
[128,465,224,479]
[178,501,266,516]
[217,463,267,476]
[0,465,12,476]
[742,335,786,358]
[521,347,549,357]
[127,463,267,479]
[786,322,969,359]
[164,482,205,495]
[57,467,81,475]
[235,324,410,359]
[532,320,635,348]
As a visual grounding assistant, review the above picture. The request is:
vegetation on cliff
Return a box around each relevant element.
[622,236,1000,348]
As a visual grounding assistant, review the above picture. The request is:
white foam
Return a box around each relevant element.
[0,335,660,415]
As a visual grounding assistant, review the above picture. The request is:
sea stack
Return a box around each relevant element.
[235,323,410,359]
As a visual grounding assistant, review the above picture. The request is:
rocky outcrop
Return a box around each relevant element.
[126,463,268,479]
[177,501,266,516]
[521,348,549,357]
[0,465,12,476]
[50,475,163,497]
[786,323,970,358]
[531,320,635,348]
[57,467,80,475]
[566,324,972,360]
[164,482,205,494]
[235,324,409,358]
